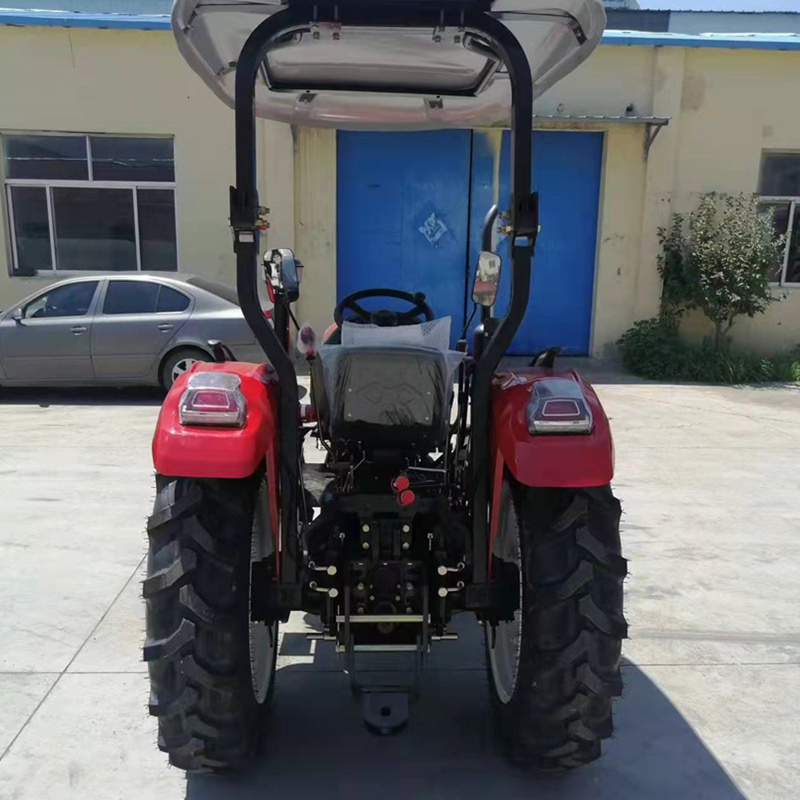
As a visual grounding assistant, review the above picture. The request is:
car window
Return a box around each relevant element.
[103,280,159,315]
[185,276,239,306]
[157,285,191,313]
[23,281,98,319]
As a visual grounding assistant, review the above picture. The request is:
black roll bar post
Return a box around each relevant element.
[231,7,304,589]
[229,3,538,595]
[467,13,537,586]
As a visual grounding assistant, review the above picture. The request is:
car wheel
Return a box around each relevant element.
[160,348,212,390]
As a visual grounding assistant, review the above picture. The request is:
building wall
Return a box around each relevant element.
[294,128,337,337]
[0,24,292,309]
[599,44,800,355]
[671,46,800,353]
[291,42,800,356]
[1,23,798,359]
[531,41,656,118]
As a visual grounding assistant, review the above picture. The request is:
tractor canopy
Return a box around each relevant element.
[172,0,606,130]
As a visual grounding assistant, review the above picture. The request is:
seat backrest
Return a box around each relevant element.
[323,346,450,450]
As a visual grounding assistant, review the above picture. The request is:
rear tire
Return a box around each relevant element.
[486,479,627,771]
[143,474,278,773]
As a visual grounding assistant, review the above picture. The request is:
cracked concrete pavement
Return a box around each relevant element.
[1,374,799,799]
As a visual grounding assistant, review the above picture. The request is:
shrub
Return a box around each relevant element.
[617,317,800,384]
[616,314,686,380]
[657,194,785,347]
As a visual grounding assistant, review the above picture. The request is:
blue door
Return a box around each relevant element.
[469,131,603,355]
[337,131,472,345]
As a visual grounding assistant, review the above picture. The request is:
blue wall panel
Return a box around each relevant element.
[337,130,603,355]
[468,130,603,355]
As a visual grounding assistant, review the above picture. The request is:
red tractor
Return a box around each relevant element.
[144,0,626,774]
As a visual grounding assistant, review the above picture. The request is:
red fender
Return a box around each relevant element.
[152,361,280,537]
[488,367,614,558]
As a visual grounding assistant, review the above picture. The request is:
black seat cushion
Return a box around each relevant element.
[327,346,449,450]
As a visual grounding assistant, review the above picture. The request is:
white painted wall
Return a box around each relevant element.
[0,23,798,359]
[293,43,800,356]
[0,24,293,309]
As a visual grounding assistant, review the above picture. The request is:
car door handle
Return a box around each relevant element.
[158,323,174,332]
[70,325,87,334]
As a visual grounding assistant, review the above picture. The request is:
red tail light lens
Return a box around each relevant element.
[526,378,593,435]
[179,372,246,427]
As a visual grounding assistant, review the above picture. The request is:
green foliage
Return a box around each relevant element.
[616,314,686,380]
[617,315,800,384]
[657,193,785,346]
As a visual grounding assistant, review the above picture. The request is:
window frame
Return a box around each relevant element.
[99,277,194,317]
[3,132,179,276]
[20,278,101,319]
[155,283,193,314]
[759,194,800,289]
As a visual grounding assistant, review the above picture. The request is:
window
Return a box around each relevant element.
[758,151,800,287]
[4,134,177,276]
[23,281,98,319]
[103,280,160,314]
[103,280,191,315]
[157,286,191,313]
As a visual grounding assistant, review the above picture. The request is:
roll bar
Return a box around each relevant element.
[229,0,538,589]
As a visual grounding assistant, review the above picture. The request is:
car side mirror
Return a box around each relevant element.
[472,251,502,307]
[12,308,23,322]
[264,248,302,303]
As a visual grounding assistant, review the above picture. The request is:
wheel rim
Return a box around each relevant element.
[249,483,277,704]
[488,488,523,705]
[171,357,198,384]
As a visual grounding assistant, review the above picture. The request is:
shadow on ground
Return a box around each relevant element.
[185,633,746,800]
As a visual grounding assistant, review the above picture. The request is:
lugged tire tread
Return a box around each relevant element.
[148,483,202,532]
[142,548,197,598]
[143,475,274,774]
[487,481,626,771]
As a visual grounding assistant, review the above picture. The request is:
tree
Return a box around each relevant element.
[657,193,785,348]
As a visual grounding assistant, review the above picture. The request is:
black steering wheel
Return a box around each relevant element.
[334,288,434,329]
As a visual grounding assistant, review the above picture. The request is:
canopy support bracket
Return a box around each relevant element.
[644,119,668,162]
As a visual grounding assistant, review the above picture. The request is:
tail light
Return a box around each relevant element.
[526,378,593,435]
[179,372,246,427]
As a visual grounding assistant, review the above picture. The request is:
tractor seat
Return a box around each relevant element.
[315,345,452,451]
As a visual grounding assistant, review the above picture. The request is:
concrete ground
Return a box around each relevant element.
[1,373,799,800]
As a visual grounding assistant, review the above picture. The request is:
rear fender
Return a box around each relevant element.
[488,367,614,554]
[152,361,279,533]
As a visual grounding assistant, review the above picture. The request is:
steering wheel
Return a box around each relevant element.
[334,288,434,329]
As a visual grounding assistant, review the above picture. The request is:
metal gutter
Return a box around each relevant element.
[0,7,170,29]
[602,28,800,50]
[532,114,670,123]
[1,8,800,52]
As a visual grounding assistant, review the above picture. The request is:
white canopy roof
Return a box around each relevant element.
[172,0,606,130]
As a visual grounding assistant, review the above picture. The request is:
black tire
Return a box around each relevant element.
[143,474,278,773]
[160,347,212,390]
[486,478,627,771]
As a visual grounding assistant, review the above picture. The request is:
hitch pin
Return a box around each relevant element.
[309,561,338,576]
[437,562,465,576]
[309,581,339,598]
[437,581,465,598]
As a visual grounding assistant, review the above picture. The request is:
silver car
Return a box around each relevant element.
[0,273,268,389]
